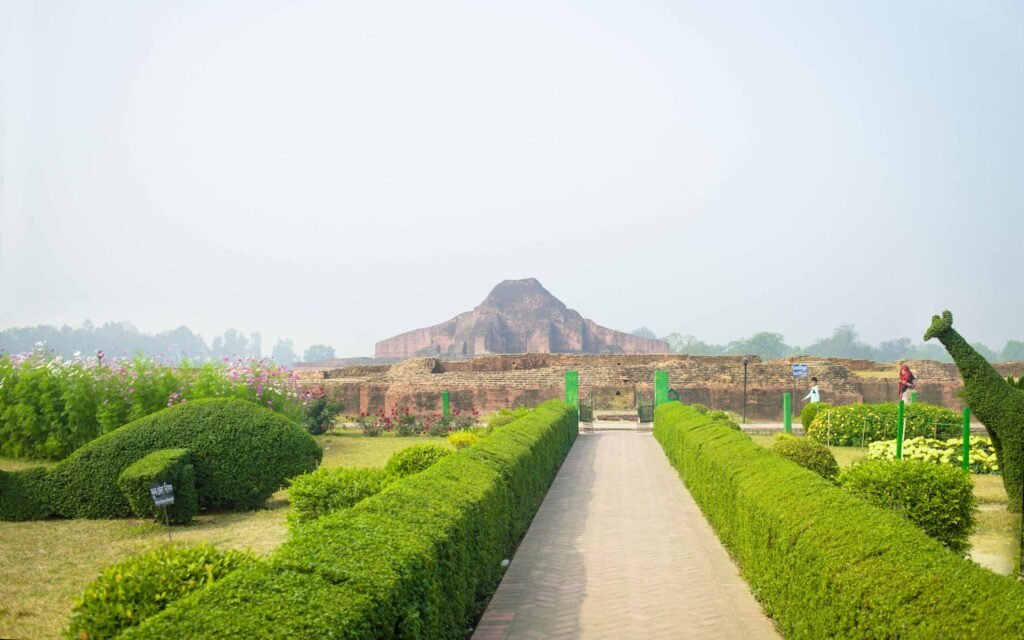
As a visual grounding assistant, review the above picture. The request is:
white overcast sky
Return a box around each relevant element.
[2,0,1022,356]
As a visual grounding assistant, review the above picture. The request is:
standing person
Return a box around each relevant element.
[898,365,916,403]
[803,377,820,403]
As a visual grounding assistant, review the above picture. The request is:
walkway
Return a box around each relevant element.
[473,431,779,640]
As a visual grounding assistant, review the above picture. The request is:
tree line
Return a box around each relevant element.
[632,325,1024,363]
[0,321,338,365]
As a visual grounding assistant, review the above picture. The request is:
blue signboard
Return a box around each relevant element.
[791,364,809,378]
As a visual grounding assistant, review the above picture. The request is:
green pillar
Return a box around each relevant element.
[655,370,669,406]
[442,391,450,418]
[896,400,906,460]
[783,393,792,434]
[909,390,919,404]
[962,407,971,472]
[565,370,579,420]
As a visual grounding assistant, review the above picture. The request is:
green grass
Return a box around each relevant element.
[0,431,453,639]
[750,432,1017,576]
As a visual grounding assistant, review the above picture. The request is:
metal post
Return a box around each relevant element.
[164,506,172,542]
[742,357,750,424]
[655,371,669,406]
[896,400,906,460]
[565,370,579,426]
[783,393,792,434]
[962,407,971,472]
[442,391,450,418]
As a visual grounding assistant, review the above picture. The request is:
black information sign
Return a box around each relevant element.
[150,482,175,508]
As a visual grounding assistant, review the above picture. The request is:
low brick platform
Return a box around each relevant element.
[472,431,779,640]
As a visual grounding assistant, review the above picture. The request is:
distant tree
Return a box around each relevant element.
[249,332,262,358]
[302,344,336,362]
[1001,340,1024,362]
[631,326,658,340]
[662,333,725,356]
[876,337,914,362]
[913,341,952,362]
[971,342,999,363]
[725,332,793,361]
[804,324,879,360]
[271,339,298,366]
[210,329,251,359]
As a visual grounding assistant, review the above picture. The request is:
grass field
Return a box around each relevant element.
[0,431,452,640]
[750,433,1017,575]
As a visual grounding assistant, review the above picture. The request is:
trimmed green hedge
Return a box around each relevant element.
[287,467,390,529]
[768,434,839,481]
[0,398,321,520]
[839,459,976,553]
[118,449,199,524]
[654,402,1024,639]
[66,544,254,639]
[806,402,961,446]
[120,400,577,639]
[0,467,51,520]
[383,444,452,478]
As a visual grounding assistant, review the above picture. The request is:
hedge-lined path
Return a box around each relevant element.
[473,431,779,640]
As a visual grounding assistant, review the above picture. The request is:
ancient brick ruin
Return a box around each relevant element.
[374,278,668,359]
[298,354,1024,421]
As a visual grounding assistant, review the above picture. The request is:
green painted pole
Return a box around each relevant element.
[896,400,906,460]
[655,370,669,406]
[442,391,450,418]
[565,370,579,424]
[783,393,792,434]
[962,407,971,472]
[909,390,918,404]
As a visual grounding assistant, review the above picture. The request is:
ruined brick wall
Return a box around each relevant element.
[304,354,1024,421]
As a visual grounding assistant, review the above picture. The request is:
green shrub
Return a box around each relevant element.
[1,398,322,521]
[486,406,531,432]
[769,434,839,481]
[66,544,254,639]
[868,436,999,474]
[448,431,479,449]
[384,444,452,479]
[0,467,52,521]
[117,449,199,524]
[287,467,390,528]
[690,403,710,414]
[119,400,577,639]
[707,410,741,430]
[653,402,1024,639]
[801,402,831,430]
[839,459,977,552]
[806,402,961,446]
[303,396,343,435]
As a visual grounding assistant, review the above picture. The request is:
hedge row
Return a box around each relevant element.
[120,400,578,639]
[654,402,1024,639]
[118,449,199,524]
[806,402,961,446]
[0,399,321,520]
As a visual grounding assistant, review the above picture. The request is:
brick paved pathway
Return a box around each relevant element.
[473,431,780,640]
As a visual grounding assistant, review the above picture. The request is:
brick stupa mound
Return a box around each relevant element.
[375,278,668,359]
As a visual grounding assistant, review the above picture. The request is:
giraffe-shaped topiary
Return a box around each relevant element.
[925,310,1024,511]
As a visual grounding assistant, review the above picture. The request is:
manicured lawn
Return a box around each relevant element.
[749,432,1017,576]
[0,431,452,639]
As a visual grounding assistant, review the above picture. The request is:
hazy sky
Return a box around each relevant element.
[2,1,1022,356]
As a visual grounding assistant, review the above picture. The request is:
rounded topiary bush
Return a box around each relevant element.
[287,466,390,528]
[839,459,977,553]
[806,402,961,446]
[66,544,254,639]
[29,398,322,520]
[801,402,831,431]
[769,434,839,481]
[384,444,452,479]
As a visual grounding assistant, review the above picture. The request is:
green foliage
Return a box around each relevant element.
[653,402,1024,638]
[117,449,199,524]
[0,467,52,520]
[769,434,839,481]
[303,396,342,435]
[805,402,961,446]
[0,353,309,460]
[868,436,999,474]
[486,406,531,431]
[925,310,1024,511]
[839,459,977,553]
[800,401,831,430]
[384,444,452,479]
[448,431,480,449]
[689,403,710,414]
[118,400,577,639]
[1,398,321,521]
[65,544,254,639]
[707,410,741,430]
[287,466,390,529]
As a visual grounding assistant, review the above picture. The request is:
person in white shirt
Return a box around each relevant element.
[803,377,820,403]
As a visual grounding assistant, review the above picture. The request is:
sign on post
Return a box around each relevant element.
[791,364,809,378]
[150,483,175,508]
